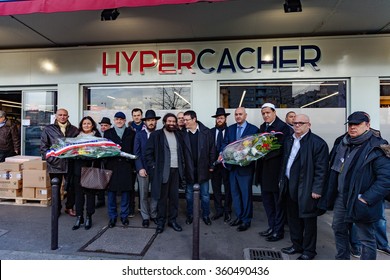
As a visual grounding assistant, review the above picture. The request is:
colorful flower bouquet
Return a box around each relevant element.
[221,132,282,166]
[45,135,137,159]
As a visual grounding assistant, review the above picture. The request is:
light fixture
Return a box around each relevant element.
[101,9,120,21]
[283,0,302,13]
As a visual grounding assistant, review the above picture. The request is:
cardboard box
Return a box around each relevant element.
[5,155,41,163]
[22,170,50,188]
[0,162,22,171]
[9,171,22,180]
[0,179,22,189]
[0,188,22,198]
[23,160,47,170]
[23,187,35,198]
[35,188,51,199]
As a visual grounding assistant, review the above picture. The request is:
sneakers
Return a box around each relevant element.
[350,247,361,258]
[377,247,390,256]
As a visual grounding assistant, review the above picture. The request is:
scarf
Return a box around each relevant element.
[57,121,68,136]
[0,119,6,128]
[114,126,126,139]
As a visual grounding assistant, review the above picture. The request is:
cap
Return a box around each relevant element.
[114,111,126,119]
[212,107,230,118]
[141,110,161,121]
[99,117,112,125]
[345,111,370,125]
[261,103,276,110]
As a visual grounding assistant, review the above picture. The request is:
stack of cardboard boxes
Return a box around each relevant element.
[0,156,51,203]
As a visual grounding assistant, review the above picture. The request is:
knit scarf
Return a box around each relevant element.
[57,121,68,136]
[114,126,126,139]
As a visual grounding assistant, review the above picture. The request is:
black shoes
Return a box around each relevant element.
[377,247,390,256]
[85,215,92,230]
[229,218,242,227]
[297,254,315,260]
[236,223,251,232]
[203,217,212,225]
[121,217,129,226]
[185,216,193,225]
[265,233,284,242]
[211,213,223,221]
[224,213,231,223]
[72,216,84,230]
[108,219,116,228]
[156,225,164,234]
[151,218,158,225]
[281,246,303,255]
[142,219,150,228]
[259,228,273,237]
[168,222,183,232]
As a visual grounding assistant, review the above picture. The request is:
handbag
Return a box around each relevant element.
[80,162,113,190]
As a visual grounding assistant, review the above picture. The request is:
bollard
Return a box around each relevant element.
[192,183,200,260]
[51,177,60,250]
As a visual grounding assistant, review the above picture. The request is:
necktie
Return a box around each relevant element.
[265,123,270,132]
[236,126,242,140]
[216,129,224,153]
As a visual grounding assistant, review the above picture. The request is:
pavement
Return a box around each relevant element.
[0,195,390,260]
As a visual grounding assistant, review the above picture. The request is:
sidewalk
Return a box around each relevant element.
[0,198,389,260]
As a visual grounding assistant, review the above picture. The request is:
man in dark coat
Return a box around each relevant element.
[0,110,20,162]
[279,114,329,260]
[145,113,187,234]
[257,103,292,242]
[324,111,390,260]
[40,108,79,216]
[104,111,136,228]
[221,107,259,232]
[182,110,215,226]
[210,108,232,222]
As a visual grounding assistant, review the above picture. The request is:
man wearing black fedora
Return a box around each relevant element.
[210,108,232,222]
[98,117,112,136]
[134,110,160,227]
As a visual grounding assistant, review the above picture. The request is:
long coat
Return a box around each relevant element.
[145,128,186,200]
[104,127,135,192]
[256,116,292,192]
[279,130,329,218]
[134,129,148,172]
[182,121,215,184]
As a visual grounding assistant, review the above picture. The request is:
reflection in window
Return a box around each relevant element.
[83,84,191,111]
[380,80,390,108]
[220,80,346,108]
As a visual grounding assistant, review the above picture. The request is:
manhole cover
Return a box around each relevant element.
[79,226,157,256]
[243,248,287,260]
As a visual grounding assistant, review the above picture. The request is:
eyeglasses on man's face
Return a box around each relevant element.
[292,122,308,126]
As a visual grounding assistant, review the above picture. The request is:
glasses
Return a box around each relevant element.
[292,122,308,126]
[183,118,193,122]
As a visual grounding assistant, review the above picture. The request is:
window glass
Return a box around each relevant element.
[220,80,346,108]
[380,79,390,141]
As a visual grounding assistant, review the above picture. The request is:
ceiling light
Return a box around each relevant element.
[283,0,302,13]
[101,9,120,21]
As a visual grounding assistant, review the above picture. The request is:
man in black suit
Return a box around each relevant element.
[210,108,232,222]
[257,103,292,242]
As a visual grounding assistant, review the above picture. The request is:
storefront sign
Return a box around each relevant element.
[102,45,321,75]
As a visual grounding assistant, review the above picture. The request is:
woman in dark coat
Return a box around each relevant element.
[72,116,102,230]
[104,112,136,228]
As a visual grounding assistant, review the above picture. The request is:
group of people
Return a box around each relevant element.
[36,104,390,261]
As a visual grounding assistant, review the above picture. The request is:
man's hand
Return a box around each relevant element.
[312,192,321,199]
[139,169,148,177]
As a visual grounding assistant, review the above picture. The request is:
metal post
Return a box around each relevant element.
[192,183,200,260]
[51,177,60,250]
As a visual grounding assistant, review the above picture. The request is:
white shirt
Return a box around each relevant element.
[285,132,308,179]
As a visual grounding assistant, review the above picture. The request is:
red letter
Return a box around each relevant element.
[140,51,157,74]
[158,49,176,74]
[121,51,138,75]
[102,52,120,75]
[178,49,196,74]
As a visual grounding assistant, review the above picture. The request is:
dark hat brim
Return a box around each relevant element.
[211,113,230,118]
[141,116,161,121]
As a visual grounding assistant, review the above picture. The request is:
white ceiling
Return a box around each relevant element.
[1,0,390,49]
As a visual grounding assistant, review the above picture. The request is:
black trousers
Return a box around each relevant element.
[262,190,285,235]
[210,164,231,215]
[74,174,96,216]
[157,168,179,225]
[49,173,75,211]
[286,194,317,257]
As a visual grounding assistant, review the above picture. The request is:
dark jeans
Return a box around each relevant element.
[49,173,75,211]
[107,190,130,220]
[210,165,231,215]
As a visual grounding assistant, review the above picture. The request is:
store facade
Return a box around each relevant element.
[0,34,389,155]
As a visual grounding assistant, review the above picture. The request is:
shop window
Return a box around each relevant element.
[380,79,390,142]
[380,80,390,108]
[220,80,346,108]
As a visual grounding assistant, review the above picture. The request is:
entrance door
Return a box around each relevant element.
[22,90,57,156]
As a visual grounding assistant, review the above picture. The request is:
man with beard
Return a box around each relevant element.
[145,113,187,234]
[134,110,160,228]
[221,107,259,231]
[257,103,292,242]
[210,108,232,222]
